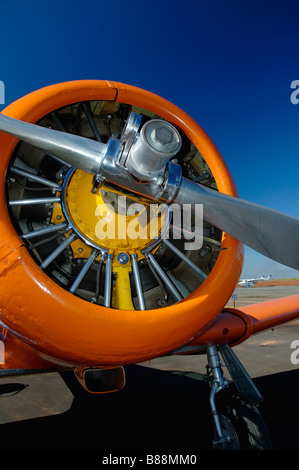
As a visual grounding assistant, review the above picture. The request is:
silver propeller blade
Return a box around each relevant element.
[0,113,106,174]
[175,177,299,270]
[1,113,298,270]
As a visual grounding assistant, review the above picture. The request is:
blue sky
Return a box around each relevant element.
[0,0,298,278]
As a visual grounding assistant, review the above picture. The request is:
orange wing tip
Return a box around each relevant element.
[180,294,299,353]
[239,294,299,334]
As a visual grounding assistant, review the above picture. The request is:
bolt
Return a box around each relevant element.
[154,125,173,145]
[117,252,129,264]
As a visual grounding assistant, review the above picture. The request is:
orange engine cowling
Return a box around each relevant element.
[0,80,243,368]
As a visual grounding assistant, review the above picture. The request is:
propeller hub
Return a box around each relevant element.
[125,118,182,180]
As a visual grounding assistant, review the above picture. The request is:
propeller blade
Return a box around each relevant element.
[1,113,298,269]
[0,113,105,174]
[175,177,299,270]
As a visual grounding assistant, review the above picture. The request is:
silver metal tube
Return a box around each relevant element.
[22,222,68,240]
[10,166,61,190]
[9,196,61,206]
[69,249,98,294]
[209,383,223,441]
[147,253,182,302]
[163,239,207,280]
[206,345,226,443]
[104,253,113,307]
[40,232,77,270]
[131,254,145,310]
[207,345,224,383]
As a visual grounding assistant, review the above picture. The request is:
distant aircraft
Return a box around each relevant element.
[0,80,298,450]
[238,275,272,288]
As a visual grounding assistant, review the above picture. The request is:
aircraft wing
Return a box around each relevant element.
[239,275,272,283]
[176,294,299,353]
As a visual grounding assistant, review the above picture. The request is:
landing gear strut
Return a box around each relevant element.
[206,344,272,450]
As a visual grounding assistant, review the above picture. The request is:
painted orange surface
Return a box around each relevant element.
[240,294,299,334]
[256,279,299,287]
[0,80,243,368]
[177,294,299,353]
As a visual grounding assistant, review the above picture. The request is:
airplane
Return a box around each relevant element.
[0,80,298,450]
[238,275,272,288]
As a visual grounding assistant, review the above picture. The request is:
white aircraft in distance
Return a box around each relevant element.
[238,275,272,288]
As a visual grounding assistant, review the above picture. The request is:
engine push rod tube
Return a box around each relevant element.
[162,239,207,280]
[146,253,183,303]
[40,232,77,270]
[10,166,62,190]
[69,249,99,294]
[131,254,146,311]
[22,222,69,240]
[104,253,113,308]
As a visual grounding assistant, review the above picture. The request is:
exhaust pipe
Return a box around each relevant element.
[74,366,126,394]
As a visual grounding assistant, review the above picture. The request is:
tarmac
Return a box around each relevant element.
[0,285,298,453]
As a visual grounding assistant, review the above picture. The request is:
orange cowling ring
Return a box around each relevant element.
[0,80,243,367]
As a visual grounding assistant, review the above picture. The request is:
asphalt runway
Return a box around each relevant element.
[0,285,298,454]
